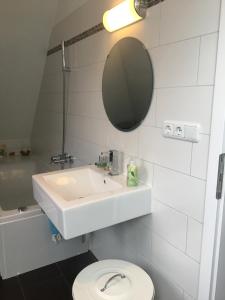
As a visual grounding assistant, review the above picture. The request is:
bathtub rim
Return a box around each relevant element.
[0,204,43,224]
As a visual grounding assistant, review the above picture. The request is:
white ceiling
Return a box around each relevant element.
[0,0,58,141]
[55,0,89,24]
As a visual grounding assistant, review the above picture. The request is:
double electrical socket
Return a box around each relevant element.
[163,121,200,143]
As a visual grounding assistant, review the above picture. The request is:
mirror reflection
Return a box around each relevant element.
[102,37,154,132]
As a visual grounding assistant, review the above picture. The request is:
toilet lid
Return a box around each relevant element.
[72,260,154,300]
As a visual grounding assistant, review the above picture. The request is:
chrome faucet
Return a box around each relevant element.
[108,150,124,176]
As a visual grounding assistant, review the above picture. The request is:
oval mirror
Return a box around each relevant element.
[102,37,154,132]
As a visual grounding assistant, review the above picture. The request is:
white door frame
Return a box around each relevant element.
[198,0,225,299]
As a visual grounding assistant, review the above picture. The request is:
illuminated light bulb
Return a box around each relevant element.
[103,0,143,32]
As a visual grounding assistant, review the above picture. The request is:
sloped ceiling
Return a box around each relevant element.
[0,0,58,140]
[55,0,89,25]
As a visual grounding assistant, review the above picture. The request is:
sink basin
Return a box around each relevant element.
[32,165,151,239]
[43,167,123,201]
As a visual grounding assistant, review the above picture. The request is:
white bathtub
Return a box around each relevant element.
[0,155,88,279]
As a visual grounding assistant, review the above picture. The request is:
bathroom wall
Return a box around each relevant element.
[31,0,221,299]
[55,0,89,25]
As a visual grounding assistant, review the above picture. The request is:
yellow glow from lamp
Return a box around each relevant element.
[103,0,143,32]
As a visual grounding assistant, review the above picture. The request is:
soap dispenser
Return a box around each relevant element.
[127,160,138,187]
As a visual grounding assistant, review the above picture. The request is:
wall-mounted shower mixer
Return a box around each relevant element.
[51,153,74,165]
[50,41,73,166]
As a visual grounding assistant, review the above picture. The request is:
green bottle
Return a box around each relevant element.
[127,160,138,187]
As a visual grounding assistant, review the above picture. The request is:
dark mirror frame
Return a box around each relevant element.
[102,37,154,132]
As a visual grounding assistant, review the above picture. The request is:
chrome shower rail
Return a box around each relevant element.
[50,41,74,166]
[47,23,104,56]
[61,41,70,158]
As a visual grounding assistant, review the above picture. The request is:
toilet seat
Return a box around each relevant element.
[72,259,155,300]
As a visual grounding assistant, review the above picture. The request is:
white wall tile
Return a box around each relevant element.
[67,115,107,147]
[106,124,139,157]
[77,31,109,67]
[135,222,152,259]
[160,0,221,44]
[91,226,126,260]
[183,292,194,300]
[150,265,184,300]
[153,166,205,222]
[151,38,200,88]
[198,33,219,85]
[68,63,103,92]
[152,200,188,251]
[137,160,154,186]
[68,44,79,68]
[67,136,107,164]
[68,91,106,120]
[139,127,192,174]
[138,256,184,300]
[191,134,209,179]
[151,234,200,298]
[156,86,213,134]
[142,90,157,127]
[91,220,148,264]
[186,218,203,262]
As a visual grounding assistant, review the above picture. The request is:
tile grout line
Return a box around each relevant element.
[196,36,202,85]
[156,30,219,50]
[152,197,204,224]
[185,217,189,254]
[189,142,194,176]
[151,231,200,266]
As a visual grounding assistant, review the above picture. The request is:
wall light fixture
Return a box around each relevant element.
[103,0,163,32]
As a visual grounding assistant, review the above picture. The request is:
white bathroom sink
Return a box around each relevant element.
[32,165,151,239]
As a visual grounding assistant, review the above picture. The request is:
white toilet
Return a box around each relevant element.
[72,260,155,300]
